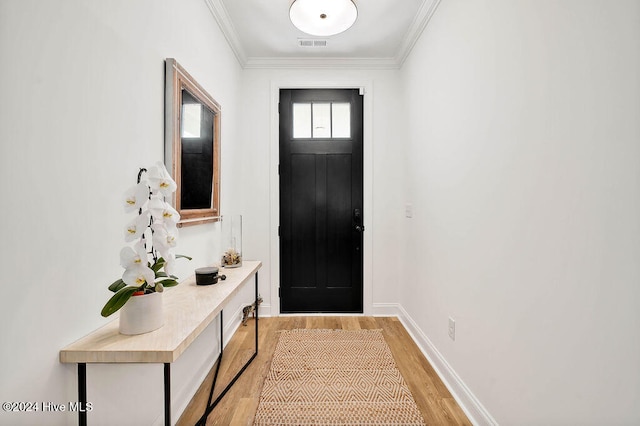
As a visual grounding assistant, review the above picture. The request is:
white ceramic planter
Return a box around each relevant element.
[119,292,164,335]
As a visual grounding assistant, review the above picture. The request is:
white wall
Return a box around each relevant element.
[0,0,249,424]
[3,0,639,425]
[237,68,406,315]
[400,0,640,424]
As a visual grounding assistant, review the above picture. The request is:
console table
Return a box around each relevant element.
[60,260,261,426]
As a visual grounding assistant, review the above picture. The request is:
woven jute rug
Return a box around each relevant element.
[253,329,425,425]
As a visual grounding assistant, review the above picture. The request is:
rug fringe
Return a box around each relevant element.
[277,328,384,333]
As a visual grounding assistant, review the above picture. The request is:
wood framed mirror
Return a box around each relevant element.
[165,58,221,226]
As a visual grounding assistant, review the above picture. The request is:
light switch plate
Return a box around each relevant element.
[448,317,456,341]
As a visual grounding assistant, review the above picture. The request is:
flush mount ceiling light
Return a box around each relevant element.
[289,0,358,37]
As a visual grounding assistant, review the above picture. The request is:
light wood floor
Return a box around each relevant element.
[177,316,471,426]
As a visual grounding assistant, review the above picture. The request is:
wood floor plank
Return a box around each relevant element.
[340,316,362,330]
[177,316,470,426]
[229,398,258,426]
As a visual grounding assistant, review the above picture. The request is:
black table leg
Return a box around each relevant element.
[255,272,259,351]
[197,272,259,425]
[203,311,224,412]
[78,363,87,426]
[164,363,171,426]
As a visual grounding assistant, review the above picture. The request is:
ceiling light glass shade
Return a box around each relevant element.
[289,0,358,37]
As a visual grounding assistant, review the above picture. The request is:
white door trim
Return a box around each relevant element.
[268,79,374,316]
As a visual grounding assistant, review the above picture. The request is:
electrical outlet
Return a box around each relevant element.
[405,203,413,218]
[448,317,456,341]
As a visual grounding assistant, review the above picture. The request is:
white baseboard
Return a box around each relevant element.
[258,303,272,319]
[372,303,498,426]
[371,302,403,316]
[223,303,245,345]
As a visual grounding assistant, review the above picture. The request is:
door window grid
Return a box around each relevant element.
[293,102,351,139]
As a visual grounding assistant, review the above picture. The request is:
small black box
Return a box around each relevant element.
[195,266,219,286]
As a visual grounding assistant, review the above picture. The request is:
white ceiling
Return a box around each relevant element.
[204,0,441,69]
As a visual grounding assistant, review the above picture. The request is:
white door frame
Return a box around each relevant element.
[268,78,374,316]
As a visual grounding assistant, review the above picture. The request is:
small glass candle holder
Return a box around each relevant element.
[220,214,242,268]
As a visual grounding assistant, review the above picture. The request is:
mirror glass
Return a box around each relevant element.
[165,59,220,226]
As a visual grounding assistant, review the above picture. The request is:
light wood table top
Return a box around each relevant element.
[60,260,261,364]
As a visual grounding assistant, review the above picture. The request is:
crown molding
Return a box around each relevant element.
[203,0,247,66]
[204,0,441,70]
[395,0,442,67]
[244,56,399,70]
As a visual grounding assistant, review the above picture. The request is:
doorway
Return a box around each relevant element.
[279,89,364,313]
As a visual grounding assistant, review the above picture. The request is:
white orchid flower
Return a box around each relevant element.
[148,196,164,219]
[122,264,156,287]
[160,203,180,224]
[147,162,177,197]
[153,223,178,248]
[152,222,178,259]
[163,252,176,276]
[119,242,148,269]
[123,183,149,212]
[124,212,150,242]
[148,196,180,224]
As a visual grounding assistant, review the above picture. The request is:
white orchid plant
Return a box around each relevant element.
[101,162,191,317]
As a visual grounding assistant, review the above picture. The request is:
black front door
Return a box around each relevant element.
[279,89,364,313]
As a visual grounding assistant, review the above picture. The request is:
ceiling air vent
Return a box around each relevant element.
[298,39,328,48]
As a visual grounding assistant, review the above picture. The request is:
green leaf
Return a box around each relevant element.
[108,279,126,293]
[151,258,165,273]
[176,254,192,261]
[100,286,138,317]
[156,278,179,288]
[155,271,168,278]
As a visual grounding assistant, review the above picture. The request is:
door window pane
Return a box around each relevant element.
[292,101,352,139]
[293,103,311,138]
[331,103,350,138]
[312,103,331,138]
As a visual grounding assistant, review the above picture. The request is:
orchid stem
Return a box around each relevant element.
[137,168,147,184]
